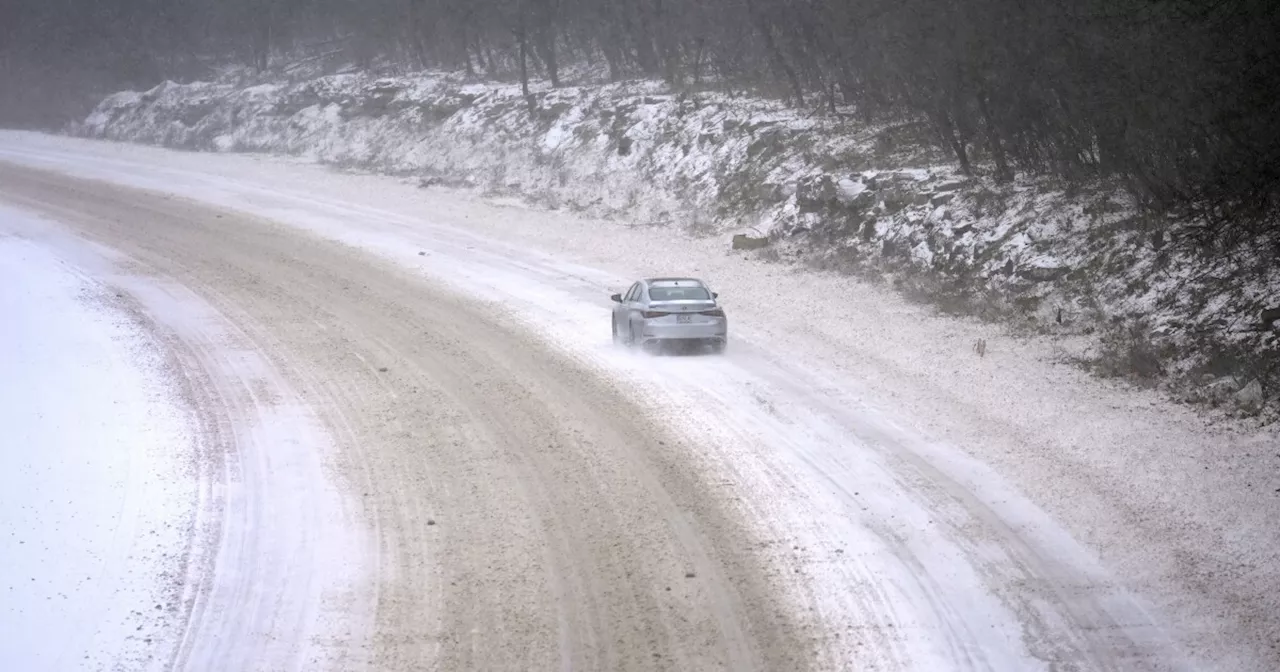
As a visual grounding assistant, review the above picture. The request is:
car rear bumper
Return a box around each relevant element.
[639,321,727,343]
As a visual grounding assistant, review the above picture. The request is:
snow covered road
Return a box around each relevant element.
[0,131,1276,671]
[0,163,810,671]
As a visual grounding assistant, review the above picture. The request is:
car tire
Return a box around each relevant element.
[611,316,621,345]
[710,340,727,355]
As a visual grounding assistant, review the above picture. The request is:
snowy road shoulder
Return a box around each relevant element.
[0,205,375,671]
[0,220,194,670]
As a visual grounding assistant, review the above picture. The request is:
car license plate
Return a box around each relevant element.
[677,314,693,324]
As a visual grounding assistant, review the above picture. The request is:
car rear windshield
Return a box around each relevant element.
[649,285,710,301]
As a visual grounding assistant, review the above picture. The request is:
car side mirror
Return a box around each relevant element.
[610,293,623,303]
[712,292,719,299]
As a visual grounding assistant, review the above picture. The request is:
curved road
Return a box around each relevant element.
[0,164,808,671]
[2,144,1269,671]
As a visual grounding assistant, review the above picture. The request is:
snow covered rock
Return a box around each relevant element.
[1262,306,1280,329]
[732,234,770,250]
[1235,379,1265,414]
[1201,377,1242,406]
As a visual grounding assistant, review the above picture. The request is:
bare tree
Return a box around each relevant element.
[7,0,1280,252]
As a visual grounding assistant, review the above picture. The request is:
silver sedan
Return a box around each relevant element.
[610,277,727,353]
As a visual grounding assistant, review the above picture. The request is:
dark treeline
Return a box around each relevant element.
[4,0,1278,249]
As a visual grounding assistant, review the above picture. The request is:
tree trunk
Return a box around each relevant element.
[516,9,534,112]
[518,34,530,98]
[406,0,430,69]
[744,0,804,106]
[691,38,706,86]
[653,0,681,87]
[631,0,660,76]
[932,108,972,175]
[600,0,629,80]
[462,26,475,78]
[977,90,1011,182]
[534,0,560,87]
[256,26,271,72]
[251,7,273,72]
[536,30,559,87]
[602,40,623,81]
[483,42,497,76]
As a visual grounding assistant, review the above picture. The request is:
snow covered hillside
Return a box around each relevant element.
[75,69,1280,420]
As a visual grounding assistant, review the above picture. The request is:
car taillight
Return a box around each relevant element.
[701,309,725,317]
[642,311,668,319]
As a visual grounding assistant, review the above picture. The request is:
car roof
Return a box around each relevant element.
[644,277,706,286]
